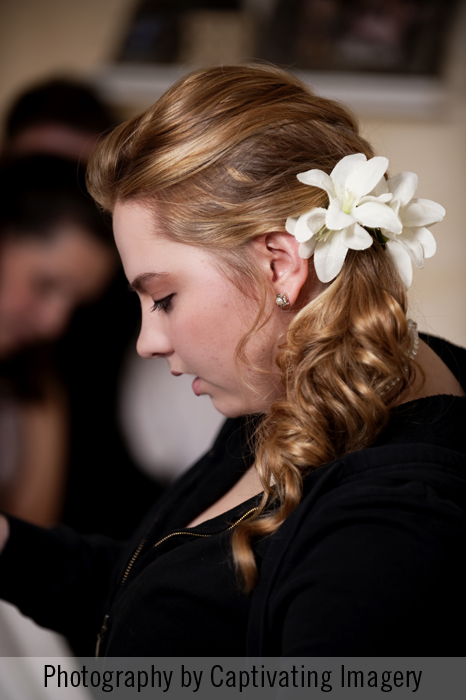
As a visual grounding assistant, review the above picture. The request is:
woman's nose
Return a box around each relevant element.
[136,311,173,359]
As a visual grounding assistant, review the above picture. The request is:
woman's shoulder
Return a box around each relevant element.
[374,334,466,454]
[419,332,466,382]
[265,440,466,585]
[251,442,466,656]
[300,440,466,517]
[270,441,466,596]
[323,440,466,507]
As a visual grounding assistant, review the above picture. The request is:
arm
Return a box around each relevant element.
[0,388,68,526]
[0,513,125,640]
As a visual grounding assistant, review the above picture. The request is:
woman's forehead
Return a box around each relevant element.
[112,201,219,285]
[113,199,156,231]
[112,200,163,254]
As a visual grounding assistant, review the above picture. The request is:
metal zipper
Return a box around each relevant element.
[95,514,158,658]
[95,506,259,657]
[119,535,149,588]
[151,506,259,549]
[95,614,109,658]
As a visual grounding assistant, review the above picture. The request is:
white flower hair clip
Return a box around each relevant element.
[285,153,445,288]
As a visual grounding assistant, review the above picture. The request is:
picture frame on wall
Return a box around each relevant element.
[117,0,459,77]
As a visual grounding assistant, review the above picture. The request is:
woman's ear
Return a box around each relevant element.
[251,231,310,307]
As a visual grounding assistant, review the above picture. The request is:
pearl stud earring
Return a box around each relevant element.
[275,293,290,308]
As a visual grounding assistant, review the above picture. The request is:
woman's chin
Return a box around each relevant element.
[207,394,244,419]
[209,394,264,419]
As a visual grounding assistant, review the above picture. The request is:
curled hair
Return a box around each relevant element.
[88,65,417,591]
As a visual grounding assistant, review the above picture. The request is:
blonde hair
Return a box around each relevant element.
[88,64,415,591]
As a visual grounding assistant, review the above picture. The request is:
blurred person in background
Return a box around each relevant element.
[2,78,165,541]
[0,154,116,526]
[0,153,118,661]
[0,77,159,659]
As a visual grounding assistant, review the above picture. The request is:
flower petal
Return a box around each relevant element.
[386,239,413,289]
[414,226,437,258]
[293,208,326,242]
[386,171,418,209]
[369,176,389,197]
[346,156,389,201]
[298,238,317,259]
[303,208,327,238]
[397,228,424,268]
[401,198,445,227]
[342,222,373,250]
[297,169,335,200]
[326,199,355,230]
[285,216,297,234]
[294,214,314,242]
[331,154,368,198]
[313,231,349,283]
[359,193,393,204]
[356,201,402,233]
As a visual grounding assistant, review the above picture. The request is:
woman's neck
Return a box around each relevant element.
[186,465,263,529]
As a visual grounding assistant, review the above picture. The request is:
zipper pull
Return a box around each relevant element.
[95,614,109,658]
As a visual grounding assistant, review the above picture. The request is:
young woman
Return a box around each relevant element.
[0,65,465,657]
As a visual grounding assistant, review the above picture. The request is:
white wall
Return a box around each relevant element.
[360,111,466,346]
[0,0,138,122]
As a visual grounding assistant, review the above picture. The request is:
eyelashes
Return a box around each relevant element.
[150,293,175,313]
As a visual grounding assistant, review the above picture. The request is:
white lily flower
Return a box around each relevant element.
[375,171,445,288]
[286,153,402,283]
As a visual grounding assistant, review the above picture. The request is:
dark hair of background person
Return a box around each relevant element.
[0,153,112,246]
[3,78,115,143]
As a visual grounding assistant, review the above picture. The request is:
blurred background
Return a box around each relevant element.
[0,0,465,667]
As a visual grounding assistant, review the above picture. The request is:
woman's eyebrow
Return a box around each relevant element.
[128,271,169,292]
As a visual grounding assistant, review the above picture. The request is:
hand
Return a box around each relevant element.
[0,515,9,554]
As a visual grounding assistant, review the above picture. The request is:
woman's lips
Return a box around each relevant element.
[170,373,205,396]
